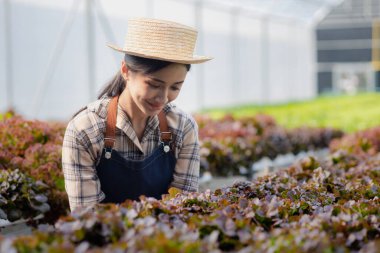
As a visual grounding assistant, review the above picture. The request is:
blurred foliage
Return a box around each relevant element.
[330,126,380,157]
[203,92,380,133]
[0,109,16,121]
[197,114,343,176]
[0,115,70,224]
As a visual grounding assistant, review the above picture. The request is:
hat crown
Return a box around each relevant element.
[107,17,212,64]
[124,18,198,60]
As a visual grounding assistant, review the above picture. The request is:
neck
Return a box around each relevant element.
[118,90,149,131]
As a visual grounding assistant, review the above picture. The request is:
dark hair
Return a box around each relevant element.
[98,54,191,99]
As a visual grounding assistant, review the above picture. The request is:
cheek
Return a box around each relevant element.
[168,90,180,101]
[129,82,150,98]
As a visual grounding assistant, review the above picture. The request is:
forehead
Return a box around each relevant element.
[144,64,188,80]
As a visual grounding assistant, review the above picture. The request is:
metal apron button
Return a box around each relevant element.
[104,149,112,159]
[163,145,170,153]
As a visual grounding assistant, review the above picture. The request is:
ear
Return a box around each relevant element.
[120,61,129,80]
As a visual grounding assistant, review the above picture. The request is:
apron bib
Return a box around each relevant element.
[96,96,176,203]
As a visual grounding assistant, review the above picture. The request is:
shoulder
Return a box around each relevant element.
[65,97,111,140]
[163,103,198,133]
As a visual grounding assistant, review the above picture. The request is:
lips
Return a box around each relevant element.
[146,101,164,111]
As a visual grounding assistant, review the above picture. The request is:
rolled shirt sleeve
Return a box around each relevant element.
[170,115,200,192]
[62,121,105,212]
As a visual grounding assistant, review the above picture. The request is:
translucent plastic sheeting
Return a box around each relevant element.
[0,0,343,120]
[205,0,344,24]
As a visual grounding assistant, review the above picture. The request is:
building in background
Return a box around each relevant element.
[316,0,380,94]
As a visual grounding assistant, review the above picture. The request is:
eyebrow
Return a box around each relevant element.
[149,77,184,85]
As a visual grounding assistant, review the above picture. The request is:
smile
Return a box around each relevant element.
[147,101,164,111]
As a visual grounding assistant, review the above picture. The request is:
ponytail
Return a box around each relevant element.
[97,71,125,99]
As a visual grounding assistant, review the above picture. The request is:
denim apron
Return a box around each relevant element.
[96,96,176,203]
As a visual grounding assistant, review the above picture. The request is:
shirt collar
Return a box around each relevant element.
[87,97,109,119]
[115,104,159,151]
[89,96,165,151]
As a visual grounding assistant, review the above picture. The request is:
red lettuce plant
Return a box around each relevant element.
[1,151,379,252]
[0,116,69,223]
[330,126,380,156]
[0,169,50,222]
[197,114,344,176]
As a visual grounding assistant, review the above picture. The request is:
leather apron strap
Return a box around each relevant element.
[104,95,172,150]
[97,96,176,203]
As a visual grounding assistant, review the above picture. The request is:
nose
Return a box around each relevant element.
[154,87,169,104]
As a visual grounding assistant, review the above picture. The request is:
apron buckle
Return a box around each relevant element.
[104,148,113,159]
[163,145,170,153]
[159,131,172,153]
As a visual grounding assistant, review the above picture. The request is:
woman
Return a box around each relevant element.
[62,18,211,211]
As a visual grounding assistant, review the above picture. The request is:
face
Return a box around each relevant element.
[121,61,188,117]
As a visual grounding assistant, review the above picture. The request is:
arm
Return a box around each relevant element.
[170,116,200,192]
[62,121,105,211]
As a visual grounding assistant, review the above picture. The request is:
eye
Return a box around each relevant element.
[146,81,160,89]
[171,86,180,91]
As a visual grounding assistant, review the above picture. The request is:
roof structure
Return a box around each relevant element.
[318,0,380,26]
[198,0,345,24]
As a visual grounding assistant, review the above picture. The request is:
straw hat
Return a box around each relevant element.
[107,17,212,64]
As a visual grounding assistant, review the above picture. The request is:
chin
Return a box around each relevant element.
[140,106,159,116]
[144,101,164,115]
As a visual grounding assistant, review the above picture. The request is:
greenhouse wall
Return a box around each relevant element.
[0,0,316,120]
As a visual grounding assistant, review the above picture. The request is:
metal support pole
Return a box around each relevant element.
[4,0,13,110]
[230,7,239,105]
[310,26,318,95]
[287,22,295,100]
[95,0,119,64]
[195,0,204,110]
[32,0,81,115]
[260,17,269,104]
[86,0,95,101]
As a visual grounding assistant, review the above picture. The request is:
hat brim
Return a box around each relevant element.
[107,44,212,64]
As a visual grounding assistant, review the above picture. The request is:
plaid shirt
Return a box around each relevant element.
[62,97,200,211]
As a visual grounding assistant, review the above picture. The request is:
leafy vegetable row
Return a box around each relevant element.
[1,150,379,252]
